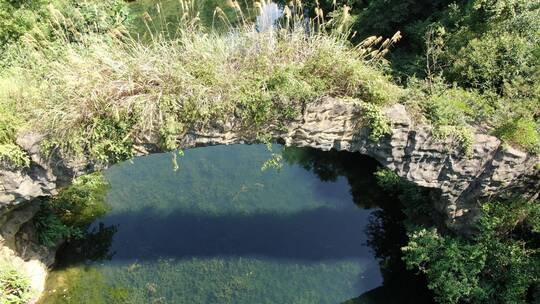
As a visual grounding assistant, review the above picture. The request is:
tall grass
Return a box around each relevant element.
[0,0,403,164]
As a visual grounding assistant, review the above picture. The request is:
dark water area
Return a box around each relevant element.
[41,145,434,304]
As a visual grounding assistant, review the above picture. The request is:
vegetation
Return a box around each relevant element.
[34,173,110,247]
[375,168,540,304]
[296,0,540,153]
[0,265,32,304]
[0,0,538,303]
[0,0,407,166]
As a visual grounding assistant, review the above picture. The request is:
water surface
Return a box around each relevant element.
[40,145,433,304]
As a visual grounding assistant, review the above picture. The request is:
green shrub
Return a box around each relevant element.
[0,266,32,304]
[0,0,128,67]
[0,107,29,168]
[359,102,392,141]
[408,80,493,156]
[0,144,30,169]
[301,46,404,104]
[50,173,110,228]
[402,228,486,304]
[34,173,110,247]
[374,168,433,227]
[422,85,493,126]
[34,206,83,248]
[448,33,536,93]
[402,197,540,304]
[373,168,402,192]
[493,116,540,154]
[432,125,474,156]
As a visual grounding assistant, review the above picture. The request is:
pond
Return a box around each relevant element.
[39,144,434,304]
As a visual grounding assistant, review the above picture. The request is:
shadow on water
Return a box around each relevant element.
[52,146,434,303]
[73,206,373,262]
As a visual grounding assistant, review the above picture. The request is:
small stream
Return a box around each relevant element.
[39,145,433,303]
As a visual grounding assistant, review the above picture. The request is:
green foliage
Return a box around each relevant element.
[408,79,499,155]
[0,265,32,304]
[373,168,402,192]
[0,108,29,168]
[449,33,536,93]
[374,168,433,227]
[43,111,138,165]
[34,206,83,248]
[0,0,128,67]
[421,84,493,126]
[402,228,486,304]
[0,144,30,168]
[493,116,540,154]
[301,46,404,104]
[402,197,540,304]
[34,173,110,247]
[50,173,110,228]
[359,102,392,141]
[432,125,474,156]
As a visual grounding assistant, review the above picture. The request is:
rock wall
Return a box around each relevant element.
[0,97,538,300]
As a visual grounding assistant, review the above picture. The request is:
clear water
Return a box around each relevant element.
[40,145,433,304]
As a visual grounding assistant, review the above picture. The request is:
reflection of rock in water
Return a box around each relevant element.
[282,146,384,208]
[256,2,283,32]
[360,203,435,303]
[342,283,434,304]
[283,146,434,303]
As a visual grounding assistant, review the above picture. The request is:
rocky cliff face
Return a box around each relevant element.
[0,97,538,300]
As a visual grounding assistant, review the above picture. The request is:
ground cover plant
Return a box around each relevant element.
[0,265,32,304]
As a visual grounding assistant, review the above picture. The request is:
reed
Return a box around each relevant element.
[0,0,404,164]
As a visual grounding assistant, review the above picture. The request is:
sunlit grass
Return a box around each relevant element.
[0,0,403,165]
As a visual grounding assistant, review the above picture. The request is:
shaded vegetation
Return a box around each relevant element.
[375,169,540,304]
[34,173,110,247]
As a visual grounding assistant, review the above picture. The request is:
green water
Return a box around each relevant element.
[127,0,251,39]
[40,145,433,304]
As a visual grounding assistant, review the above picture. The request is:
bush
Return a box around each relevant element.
[0,0,128,67]
[0,144,30,169]
[448,33,536,93]
[402,228,486,304]
[409,79,490,156]
[0,107,29,169]
[34,173,110,247]
[49,173,110,228]
[493,116,540,154]
[374,168,433,227]
[432,125,474,156]
[373,168,402,192]
[402,197,540,304]
[359,102,392,141]
[0,266,32,304]
[34,206,83,248]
